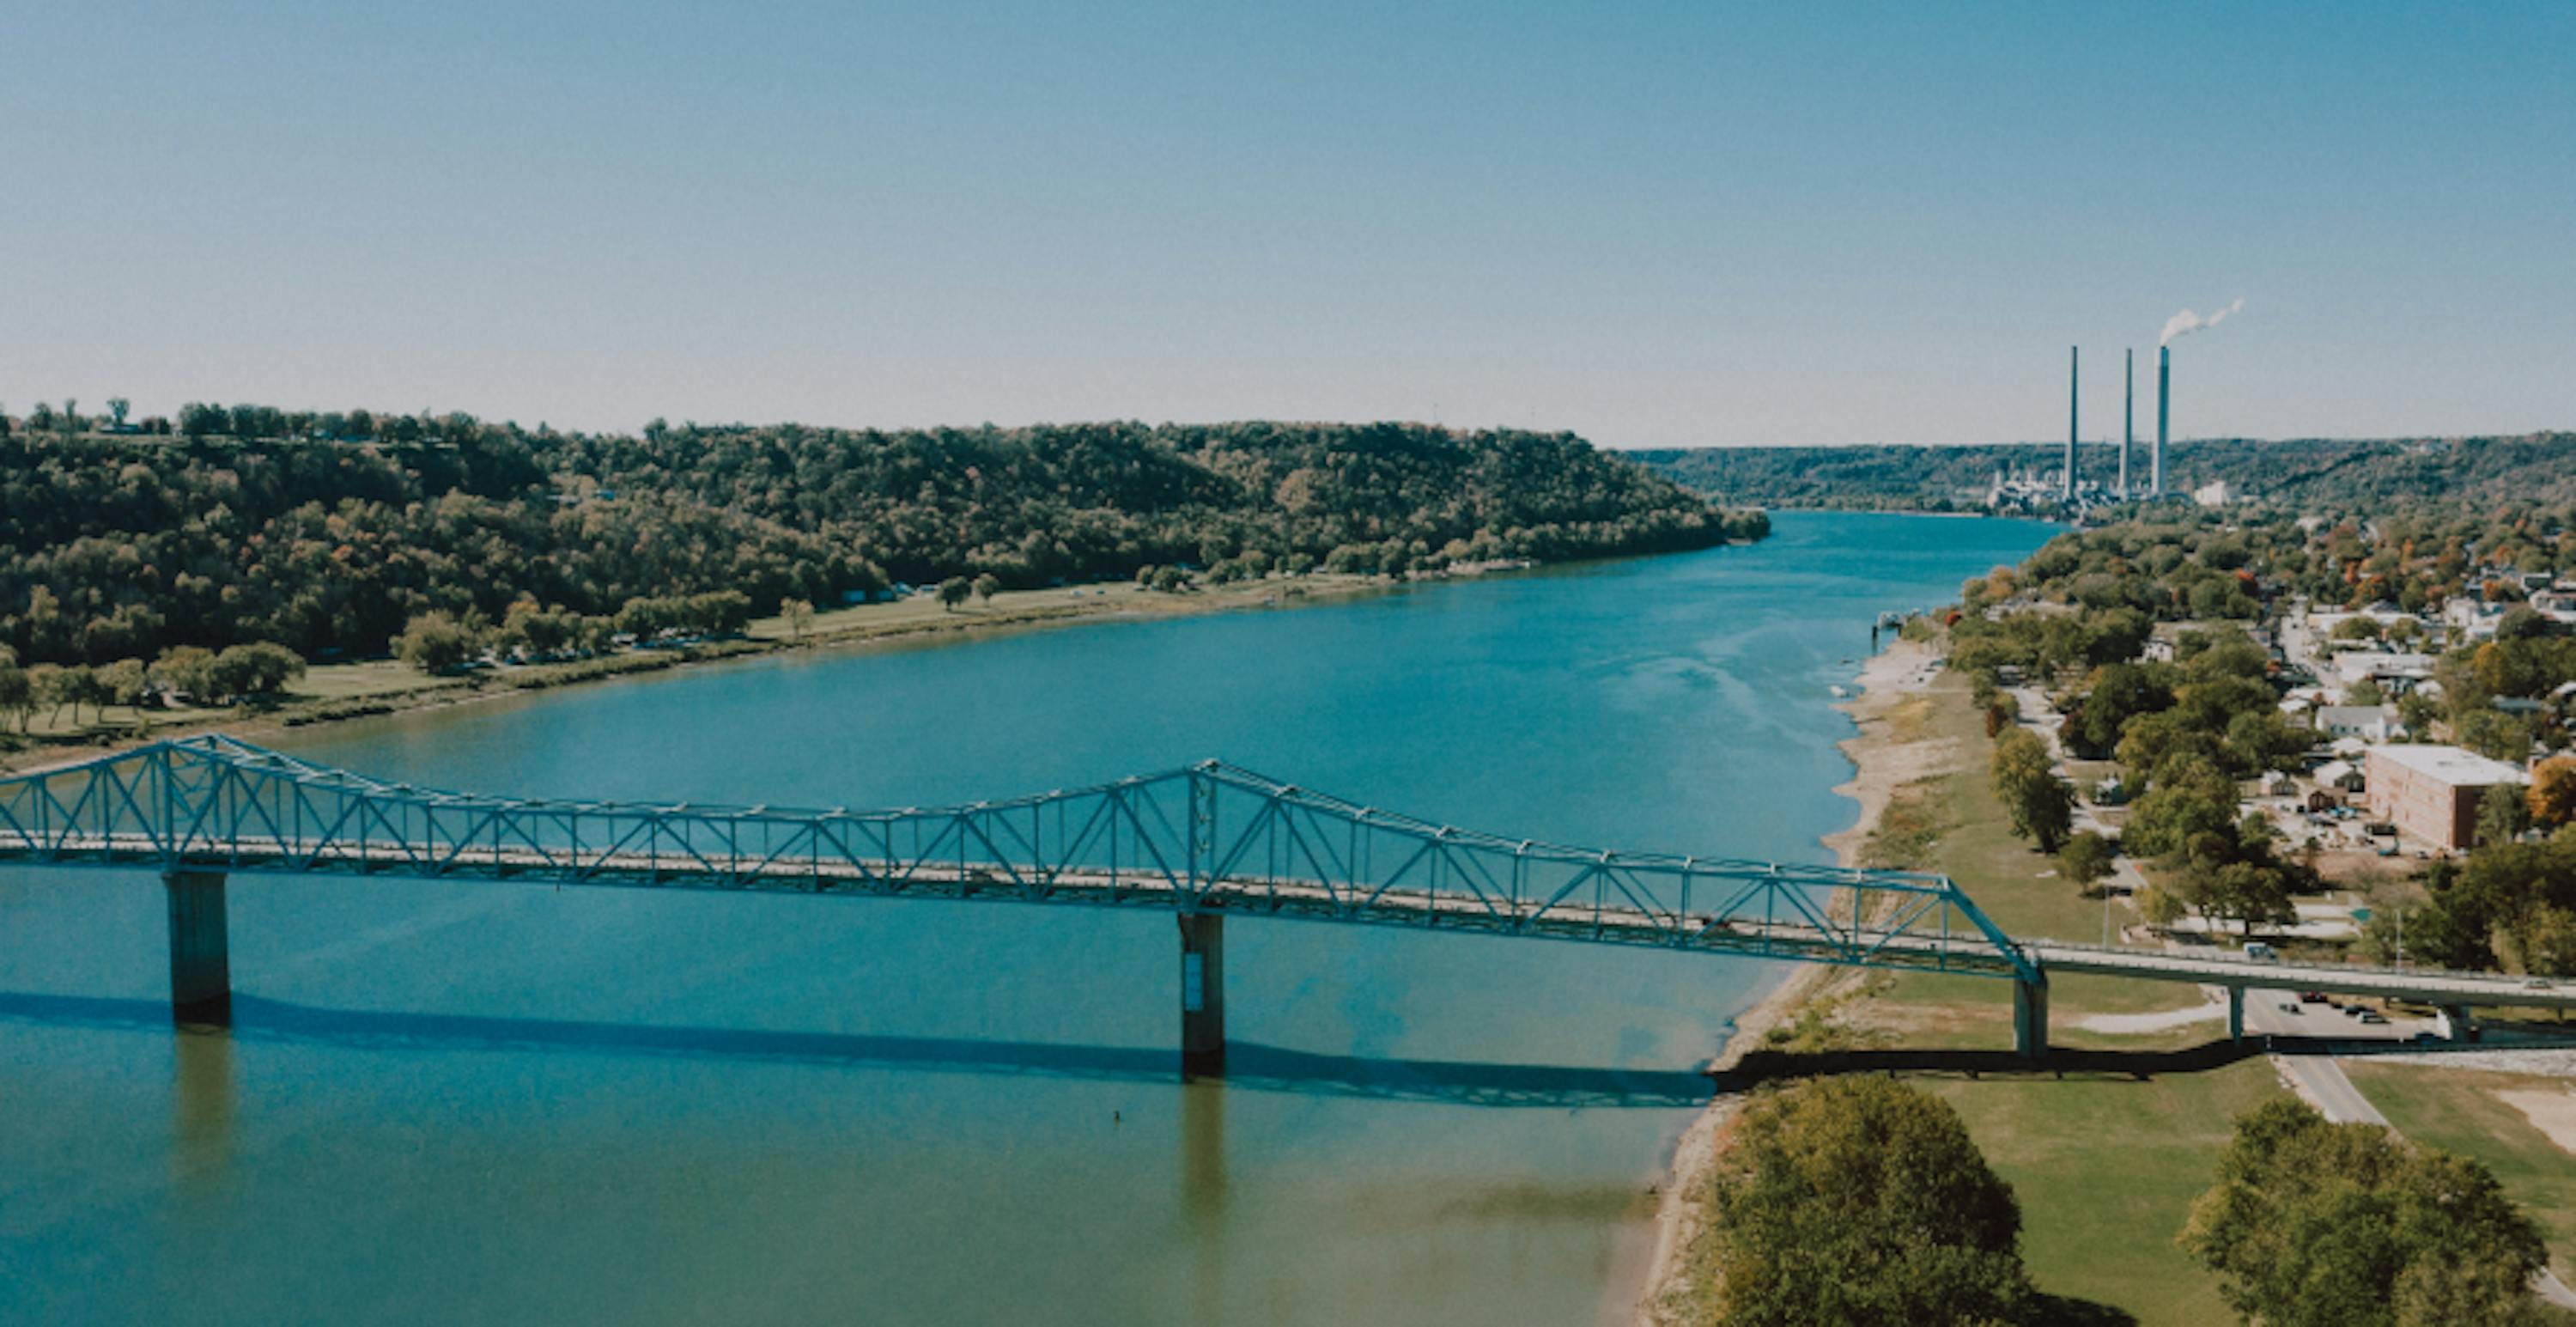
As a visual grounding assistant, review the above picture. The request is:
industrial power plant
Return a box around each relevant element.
[1990,323,2203,516]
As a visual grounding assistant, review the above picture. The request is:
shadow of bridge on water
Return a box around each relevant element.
[0,989,1715,1109]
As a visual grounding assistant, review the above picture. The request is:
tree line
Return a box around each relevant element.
[0,411,1764,669]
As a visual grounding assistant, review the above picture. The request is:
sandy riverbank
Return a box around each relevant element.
[1630,638,1950,1324]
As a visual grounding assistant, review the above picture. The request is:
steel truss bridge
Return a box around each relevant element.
[5,735,2569,1068]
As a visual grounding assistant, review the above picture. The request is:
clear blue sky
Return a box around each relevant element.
[8,2,2571,447]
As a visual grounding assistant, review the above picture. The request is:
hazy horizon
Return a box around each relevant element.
[9,2,2571,448]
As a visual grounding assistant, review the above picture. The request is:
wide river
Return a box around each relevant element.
[0,511,2050,1325]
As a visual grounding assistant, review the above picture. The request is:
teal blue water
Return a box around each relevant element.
[0,512,2050,1325]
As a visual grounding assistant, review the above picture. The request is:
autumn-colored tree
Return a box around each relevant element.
[2528,755,2576,827]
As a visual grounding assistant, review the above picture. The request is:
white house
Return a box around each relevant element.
[2313,705,2404,742]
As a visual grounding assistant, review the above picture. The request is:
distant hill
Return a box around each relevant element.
[1634,433,2576,512]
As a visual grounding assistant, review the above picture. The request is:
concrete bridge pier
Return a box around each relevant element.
[2227,986,2245,1044]
[2013,971,2049,1059]
[164,869,231,1026]
[1179,913,1225,1079]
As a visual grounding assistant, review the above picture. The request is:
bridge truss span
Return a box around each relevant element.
[0,735,2037,984]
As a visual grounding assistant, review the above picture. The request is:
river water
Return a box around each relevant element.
[0,512,2050,1325]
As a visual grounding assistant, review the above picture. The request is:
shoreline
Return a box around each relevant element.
[0,539,1772,776]
[0,573,1411,776]
[1629,637,1944,1324]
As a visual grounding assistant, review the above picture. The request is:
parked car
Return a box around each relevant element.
[2357,1010,2388,1025]
[2297,990,2328,1003]
[2529,977,2555,990]
[2275,1001,2301,1014]
[2245,942,2279,962]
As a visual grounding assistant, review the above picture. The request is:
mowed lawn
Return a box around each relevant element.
[2343,1062,2576,1282]
[1916,1057,2287,1324]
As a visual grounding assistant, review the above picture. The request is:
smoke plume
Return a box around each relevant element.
[2160,296,2245,346]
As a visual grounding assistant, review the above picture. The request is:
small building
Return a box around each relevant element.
[2314,704,2404,742]
[2315,758,2365,794]
[2193,479,2236,508]
[2364,744,2526,851]
[2333,651,2437,693]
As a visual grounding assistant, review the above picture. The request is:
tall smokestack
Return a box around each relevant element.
[2065,345,2078,500]
[2155,345,2170,496]
[2122,348,2133,497]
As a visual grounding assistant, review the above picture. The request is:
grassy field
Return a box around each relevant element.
[1918,1057,2285,1323]
[2342,1062,2576,1281]
[287,657,469,701]
[745,573,1388,643]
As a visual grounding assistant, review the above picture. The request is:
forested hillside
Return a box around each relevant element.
[1638,433,2576,512]
[0,410,1763,666]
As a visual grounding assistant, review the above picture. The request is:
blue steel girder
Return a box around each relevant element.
[0,736,2037,982]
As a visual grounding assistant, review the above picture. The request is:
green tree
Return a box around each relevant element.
[2223,709,2312,776]
[49,663,100,726]
[938,576,972,612]
[395,612,480,674]
[2122,756,2241,860]
[1704,1075,2034,1325]
[2184,859,2299,938]
[149,646,220,704]
[2180,1098,2546,1327]
[2476,782,2529,849]
[207,642,305,701]
[2058,831,2116,895]
[2454,708,2533,765]
[1990,727,2073,854]
[780,597,815,640]
[971,572,1001,605]
[2137,885,2188,928]
[0,654,30,733]
[2518,905,2576,979]
[99,658,148,711]
[2073,663,2170,756]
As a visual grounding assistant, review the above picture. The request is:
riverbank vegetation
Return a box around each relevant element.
[0,411,1764,672]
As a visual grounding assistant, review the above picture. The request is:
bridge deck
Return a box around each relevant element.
[0,831,2027,977]
[2027,940,2576,1013]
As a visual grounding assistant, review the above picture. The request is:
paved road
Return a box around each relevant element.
[2245,987,2401,1124]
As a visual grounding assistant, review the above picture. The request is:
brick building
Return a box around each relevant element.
[2364,744,2525,851]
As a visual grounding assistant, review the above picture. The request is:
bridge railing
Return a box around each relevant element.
[0,736,2036,979]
